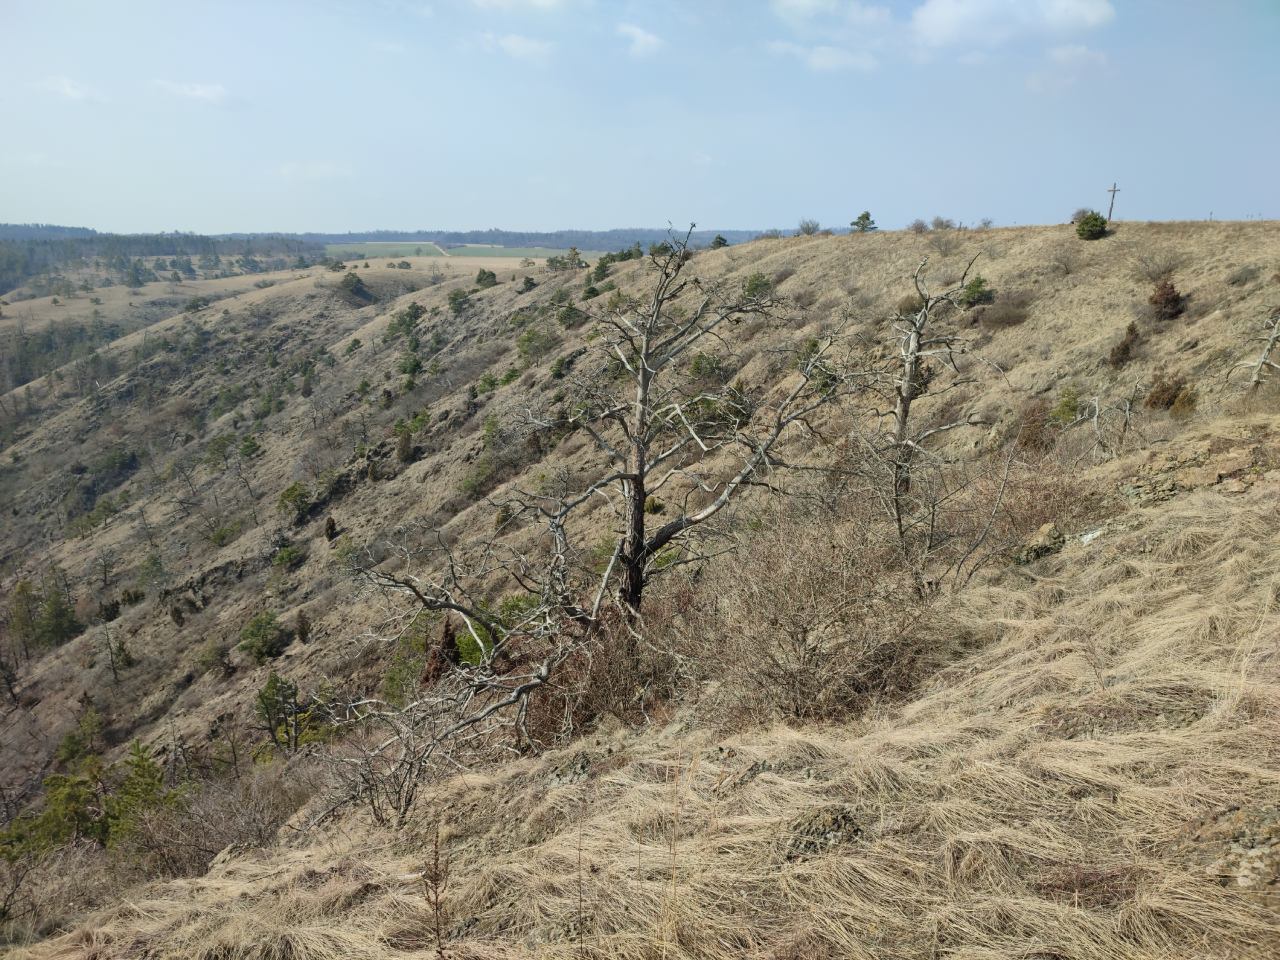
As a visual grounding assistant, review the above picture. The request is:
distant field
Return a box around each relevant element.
[323,243,610,261]
[440,246,610,260]
[324,242,444,258]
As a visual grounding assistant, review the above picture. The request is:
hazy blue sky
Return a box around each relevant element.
[2,1,1276,234]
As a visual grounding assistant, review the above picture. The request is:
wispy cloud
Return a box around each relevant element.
[1047,42,1105,65]
[769,40,877,71]
[470,0,572,9]
[1027,42,1106,94]
[278,162,356,182]
[617,23,662,58]
[483,32,554,64]
[771,0,890,26]
[373,41,407,54]
[154,80,229,103]
[30,76,104,102]
[912,0,1115,47]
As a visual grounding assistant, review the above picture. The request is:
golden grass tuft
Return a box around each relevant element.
[12,480,1280,959]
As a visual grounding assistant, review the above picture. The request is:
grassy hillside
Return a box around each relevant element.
[0,222,1278,956]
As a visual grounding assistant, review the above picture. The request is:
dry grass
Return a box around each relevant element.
[6,222,1280,956]
[14,476,1280,959]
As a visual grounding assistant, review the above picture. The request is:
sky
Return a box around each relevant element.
[1,0,1277,235]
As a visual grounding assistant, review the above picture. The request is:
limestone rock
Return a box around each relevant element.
[1014,523,1065,565]
[783,805,860,856]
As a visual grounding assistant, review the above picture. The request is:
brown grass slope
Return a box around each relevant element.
[13,474,1280,959]
[0,221,1279,955]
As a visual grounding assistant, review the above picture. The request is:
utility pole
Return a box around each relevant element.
[1107,183,1121,222]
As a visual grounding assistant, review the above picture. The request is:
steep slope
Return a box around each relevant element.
[0,222,1278,954]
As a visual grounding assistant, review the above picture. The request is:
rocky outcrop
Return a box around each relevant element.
[1013,523,1065,564]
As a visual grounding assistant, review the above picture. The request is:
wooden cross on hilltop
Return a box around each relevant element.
[1107,183,1120,222]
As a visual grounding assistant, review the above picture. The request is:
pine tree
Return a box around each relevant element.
[36,566,82,647]
[851,211,877,232]
[107,740,166,846]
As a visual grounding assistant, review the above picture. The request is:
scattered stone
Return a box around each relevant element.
[1171,806,1280,893]
[783,805,861,856]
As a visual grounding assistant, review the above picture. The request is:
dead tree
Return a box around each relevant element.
[317,228,856,823]
[846,255,989,576]
[512,225,852,616]
[1231,306,1280,394]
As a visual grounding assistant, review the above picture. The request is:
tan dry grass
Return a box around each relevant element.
[15,479,1280,959]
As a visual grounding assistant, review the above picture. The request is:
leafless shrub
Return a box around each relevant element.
[931,217,956,231]
[908,219,928,234]
[1049,247,1080,275]
[1144,366,1188,410]
[117,762,319,879]
[772,266,796,285]
[655,518,929,724]
[1226,265,1260,287]
[974,290,1034,329]
[929,232,961,257]
[1070,207,1093,223]
[1133,249,1184,283]
[792,289,819,310]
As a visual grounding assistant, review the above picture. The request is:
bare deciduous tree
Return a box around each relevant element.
[513,226,851,615]
[1231,305,1280,394]
[317,227,858,822]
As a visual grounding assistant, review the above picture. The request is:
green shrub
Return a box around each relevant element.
[711,234,729,248]
[273,546,305,568]
[500,366,520,385]
[1076,212,1107,240]
[398,352,423,375]
[744,273,771,298]
[960,275,989,307]
[1049,384,1081,425]
[238,611,286,665]
[396,429,414,463]
[383,302,424,342]
[519,276,537,293]
[689,352,721,379]
[517,326,558,363]
[557,303,585,328]
[209,519,243,547]
[197,641,231,676]
[238,436,261,458]
[340,271,368,296]
[447,288,470,314]
[476,268,498,288]
[276,482,311,521]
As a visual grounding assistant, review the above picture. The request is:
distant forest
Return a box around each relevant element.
[0,230,322,295]
[224,228,768,249]
[0,224,780,296]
